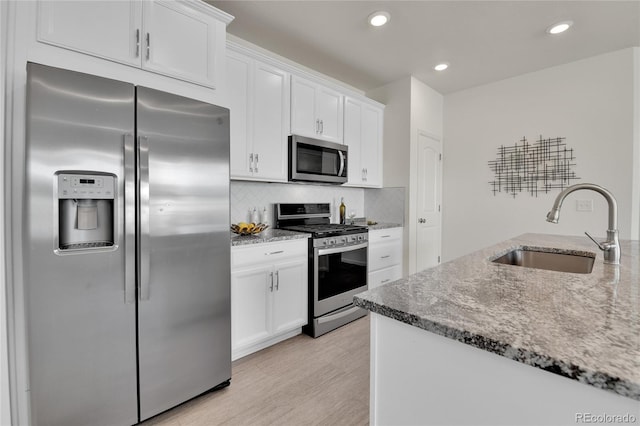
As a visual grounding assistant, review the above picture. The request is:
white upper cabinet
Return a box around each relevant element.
[291,75,343,144]
[227,49,290,181]
[37,1,142,67]
[344,96,383,187]
[36,0,233,88]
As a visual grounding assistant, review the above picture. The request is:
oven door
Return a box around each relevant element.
[313,241,368,317]
[289,135,348,184]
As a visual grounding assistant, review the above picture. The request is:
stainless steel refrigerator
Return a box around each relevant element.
[24,62,231,425]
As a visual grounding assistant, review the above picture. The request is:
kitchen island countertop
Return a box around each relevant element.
[354,233,640,401]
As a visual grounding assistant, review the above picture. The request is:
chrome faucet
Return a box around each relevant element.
[546,183,620,264]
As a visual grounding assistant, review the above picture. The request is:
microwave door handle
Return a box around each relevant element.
[338,150,345,177]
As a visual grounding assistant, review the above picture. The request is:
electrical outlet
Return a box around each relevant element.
[576,199,593,212]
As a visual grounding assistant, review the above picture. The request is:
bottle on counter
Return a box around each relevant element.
[251,207,260,224]
[339,198,346,225]
[261,206,268,225]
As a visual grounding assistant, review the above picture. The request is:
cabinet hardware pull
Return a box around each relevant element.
[255,153,259,173]
[269,272,274,292]
[275,271,279,290]
[380,235,391,238]
[146,32,150,60]
[249,153,254,173]
[381,255,391,259]
[135,29,140,57]
[315,119,319,133]
[320,119,324,134]
[265,250,284,256]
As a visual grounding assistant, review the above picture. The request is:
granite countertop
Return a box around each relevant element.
[231,229,310,246]
[354,233,640,401]
[367,222,402,231]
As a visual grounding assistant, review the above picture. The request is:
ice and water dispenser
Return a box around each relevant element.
[57,172,115,251]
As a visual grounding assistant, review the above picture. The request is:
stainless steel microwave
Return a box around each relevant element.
[288,135,348,184]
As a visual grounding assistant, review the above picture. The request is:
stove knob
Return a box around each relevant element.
[322,240,328,246]
[341,237,347,244]
[357,235,363,241]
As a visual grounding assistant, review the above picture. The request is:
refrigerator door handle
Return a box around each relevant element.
[124,133,136,304]
[138,135,151,301]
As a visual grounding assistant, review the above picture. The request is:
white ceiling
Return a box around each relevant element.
[209,1,640,94]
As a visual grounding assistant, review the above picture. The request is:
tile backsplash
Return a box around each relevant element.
[231,181,364,226]
[231,181,405,227]
[364,187,405,225]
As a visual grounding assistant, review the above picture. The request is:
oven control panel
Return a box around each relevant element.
[313,232,368,248]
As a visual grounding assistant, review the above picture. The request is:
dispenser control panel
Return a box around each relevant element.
[58,173,115,199]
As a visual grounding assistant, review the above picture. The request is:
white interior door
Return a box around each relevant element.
[416,131,442,272]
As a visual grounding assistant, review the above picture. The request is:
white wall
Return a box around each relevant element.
[443,48,639,261]
[368,77,443,274]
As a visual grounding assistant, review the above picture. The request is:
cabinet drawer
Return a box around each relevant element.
[232,239,307,269]
[369,265,402,290]
[368,241,402,272]
[369,227,402,244]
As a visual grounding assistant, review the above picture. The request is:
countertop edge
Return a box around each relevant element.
[366,222,402,230]
[231,230,311,246]
[353,296,640,401]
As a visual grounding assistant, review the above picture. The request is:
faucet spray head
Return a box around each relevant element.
[546,208,560,223]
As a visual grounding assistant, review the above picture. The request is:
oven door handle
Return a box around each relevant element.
[317,242,368,256]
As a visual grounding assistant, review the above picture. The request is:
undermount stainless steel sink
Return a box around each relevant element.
[492,248,595,274]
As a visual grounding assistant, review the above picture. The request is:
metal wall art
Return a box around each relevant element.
[488,136,579,197]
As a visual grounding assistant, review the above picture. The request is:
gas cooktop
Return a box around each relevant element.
[279,223,367,237]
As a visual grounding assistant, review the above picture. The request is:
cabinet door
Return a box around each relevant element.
[361,104,383,187]
[252,61,289,181]
[316,86,344,143]
[369,265,402,290]
[37,1,142,67]
[272,258,308,335]
[290,76,318,138]
[344,97,364,185]
[142,0,222,88]
[227,52,253,178]
[231,266,271,351]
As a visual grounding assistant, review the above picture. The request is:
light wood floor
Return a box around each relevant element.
[143,315,370,426]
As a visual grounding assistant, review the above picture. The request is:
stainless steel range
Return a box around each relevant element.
[276,203,368,337]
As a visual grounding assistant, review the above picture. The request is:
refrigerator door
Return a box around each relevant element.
[136,87,231,420]
[24,63,138,425]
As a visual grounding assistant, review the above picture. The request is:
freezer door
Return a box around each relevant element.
[24,63,138,426]
[136,87,231,420]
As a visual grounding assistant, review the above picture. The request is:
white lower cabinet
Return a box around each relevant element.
[231,239,308,360]
[368,228,403,289]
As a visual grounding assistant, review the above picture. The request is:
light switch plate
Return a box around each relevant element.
[576,199,593,212]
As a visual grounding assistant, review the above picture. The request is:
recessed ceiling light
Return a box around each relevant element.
[434,63,449,71]
[547,21,573,35]
[368,11,390,27]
